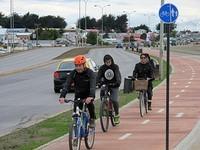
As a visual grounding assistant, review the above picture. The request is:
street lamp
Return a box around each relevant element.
[143,14,156,32]
[123,11,136,28]
[9,0,14,53]
[94,4,111,46]
[83,0,89,45]
[123,11,136,46]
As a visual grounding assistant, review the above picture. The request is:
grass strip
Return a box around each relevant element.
[0,49,168,150]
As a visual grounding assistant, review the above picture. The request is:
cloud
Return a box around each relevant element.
[0,0,199,31]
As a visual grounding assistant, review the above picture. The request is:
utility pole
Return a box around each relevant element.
[10,0,14,53]
[94,4,110,46]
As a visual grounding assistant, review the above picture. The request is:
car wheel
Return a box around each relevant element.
[54,88,60,93]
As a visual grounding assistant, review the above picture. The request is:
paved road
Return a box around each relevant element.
[0,48,139,136]
[0,47,73,74]
[40,49,200,150]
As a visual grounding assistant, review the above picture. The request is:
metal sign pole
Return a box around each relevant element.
[166,24,170,150]
[159,4,178,150]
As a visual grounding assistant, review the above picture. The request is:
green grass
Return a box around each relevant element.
[0,48,168,150]
[53,47,91,60]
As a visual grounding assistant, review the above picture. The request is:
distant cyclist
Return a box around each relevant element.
[59,55,96,128]
[132,53,154,110]
[97,54,121,124]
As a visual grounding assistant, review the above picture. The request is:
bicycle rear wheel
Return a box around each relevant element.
[85,126,95,149]
[69,123,81,150]
[99,98,109,132]
[139,92,145,117]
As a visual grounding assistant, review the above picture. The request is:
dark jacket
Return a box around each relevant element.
[133,62,154,80]
[60,68,96,99]
[97,55,121,88]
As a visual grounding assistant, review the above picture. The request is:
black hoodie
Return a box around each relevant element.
[97,55,121,88]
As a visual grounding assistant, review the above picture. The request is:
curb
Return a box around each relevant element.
[174,120,200,150]
[0,60,60,77]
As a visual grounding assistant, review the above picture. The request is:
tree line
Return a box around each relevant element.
[0,12,67,29]
[78,14,128,33]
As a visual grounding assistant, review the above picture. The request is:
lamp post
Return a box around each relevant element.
[83,0,88,45]
[9,0,14,53]
[123,11,136,47]
[94,4,110,46]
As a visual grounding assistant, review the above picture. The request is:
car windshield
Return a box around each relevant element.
[59,61,74,70]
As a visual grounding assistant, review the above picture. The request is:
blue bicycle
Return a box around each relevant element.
[64,99,95,150]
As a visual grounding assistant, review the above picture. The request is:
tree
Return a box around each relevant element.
[115,14,127,32]
[156,23,177,33]
[39,15,66,29]
[134,24,150,32]
[0,12,7,27]
[87,32,97,45]
[22,12,39,29]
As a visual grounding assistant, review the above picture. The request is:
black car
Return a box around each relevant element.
[53,58,99,93]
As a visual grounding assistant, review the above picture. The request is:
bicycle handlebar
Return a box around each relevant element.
[128,76,153,81]
[64,99,86,104]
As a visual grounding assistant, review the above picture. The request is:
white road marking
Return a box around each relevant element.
[175,95,180,98]
[188,82,192,84]
[190,78,193,80]
[181,89,185,93]
[185,85,189,88]
[173,82,177,85]
[192,72,196,74]
[182,70,185,73]
[142,119,150,125]
[176,112,184,118]
[118,133,132,140]
[169,101,174,105]
[157,108,164,113]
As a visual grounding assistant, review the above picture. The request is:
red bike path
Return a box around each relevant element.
[38,50,200,150]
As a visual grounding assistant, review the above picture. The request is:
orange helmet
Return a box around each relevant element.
[74,55,86,65]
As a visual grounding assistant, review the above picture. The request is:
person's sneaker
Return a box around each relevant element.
[148,102,152,110]
[114,114,120,124]
[89,119,95,128]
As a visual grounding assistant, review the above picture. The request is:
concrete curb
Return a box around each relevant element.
[174,120,200,150]
[0,60,60,77]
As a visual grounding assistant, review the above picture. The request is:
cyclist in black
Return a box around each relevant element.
[97,54,121,124]
[59,55,96,128]
[133,53,154,110]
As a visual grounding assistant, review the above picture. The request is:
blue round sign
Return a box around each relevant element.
[159,3,179,23]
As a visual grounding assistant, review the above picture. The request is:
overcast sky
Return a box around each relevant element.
[0,0,200,31]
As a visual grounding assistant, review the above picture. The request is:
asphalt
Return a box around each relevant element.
[0,47,139,136]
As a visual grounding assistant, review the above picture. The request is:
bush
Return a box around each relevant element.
[87,32,97,45]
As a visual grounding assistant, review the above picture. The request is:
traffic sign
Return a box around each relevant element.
[159,3,179,23]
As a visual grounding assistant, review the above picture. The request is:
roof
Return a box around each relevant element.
[0,29,7,35]
[16,33,32,36]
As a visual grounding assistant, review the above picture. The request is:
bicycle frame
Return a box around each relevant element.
[72,103,90,138]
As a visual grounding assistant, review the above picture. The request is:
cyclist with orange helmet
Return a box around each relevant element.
[59,55,96,127]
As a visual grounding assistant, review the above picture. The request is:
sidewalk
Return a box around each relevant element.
[37,49,200,150]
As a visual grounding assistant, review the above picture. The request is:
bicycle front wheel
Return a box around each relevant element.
[69,123,81,150]
[139,92,145,117]
[110,101,116,127]
[99,99,109,132]
[85,126,95,149]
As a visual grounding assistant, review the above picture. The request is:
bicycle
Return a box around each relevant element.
[99,84,116,132]
[128,76,149,117]
[64,99,95,150]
